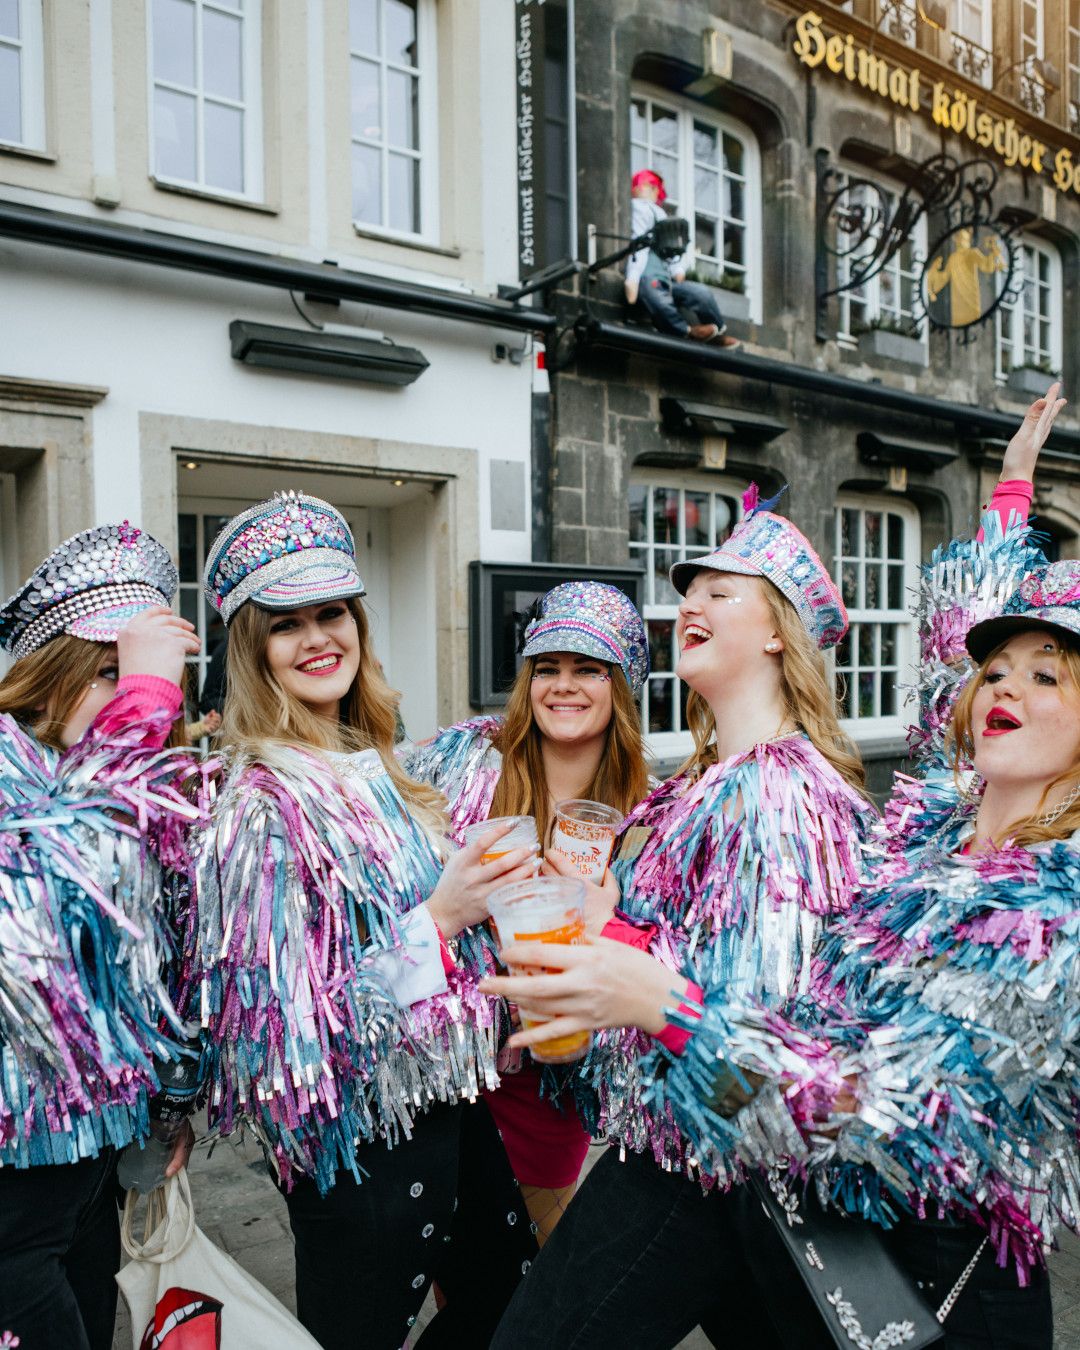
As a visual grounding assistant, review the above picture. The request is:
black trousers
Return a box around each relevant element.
[0,1150,121,1350]
[491,1146,1053,1350]
[284,1100,533,1350]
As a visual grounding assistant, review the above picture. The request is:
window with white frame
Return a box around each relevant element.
[350,0,437,239]
[995,238,1062,380]
[629,88,762,322]
[835,176,927,352]
[833,498,918,735]
[149,0,263,199]
[950,0,993,86]
[0,0,45,150]
[628,474,741,756]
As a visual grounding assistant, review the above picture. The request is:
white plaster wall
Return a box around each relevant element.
[0,239,534,564]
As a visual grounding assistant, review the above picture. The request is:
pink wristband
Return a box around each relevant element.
[655,981,704,1056]
[601,915,659,951]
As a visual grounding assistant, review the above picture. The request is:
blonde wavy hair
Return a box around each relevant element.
[948,633,1080,848]
[678,577,867,794]
[219,596,447,836]
[0,633,187,750]
[489,655,651,845]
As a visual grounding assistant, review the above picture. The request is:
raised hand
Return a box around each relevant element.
[1000,381,1067,484]
[425,821,538,940]
[117,605,201,686]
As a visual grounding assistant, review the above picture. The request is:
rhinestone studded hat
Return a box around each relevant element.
[0,522,178,660]
[669,484,848,652]
[968,559,1080,662]
[203,491,365,625]
[521,581,650,695]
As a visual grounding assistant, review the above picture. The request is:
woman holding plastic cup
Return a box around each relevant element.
[407,581,652,1255]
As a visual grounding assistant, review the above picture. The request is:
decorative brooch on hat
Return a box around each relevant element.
[0,522,178,660]
[519,580,650,695]
[669,484,848,651]
[967,559,1080,662]
[203,491,366,625]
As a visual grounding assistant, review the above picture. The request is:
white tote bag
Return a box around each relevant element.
[116,1172,321,1350]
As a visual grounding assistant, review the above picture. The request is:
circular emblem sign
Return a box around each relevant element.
[920,221,1015,331]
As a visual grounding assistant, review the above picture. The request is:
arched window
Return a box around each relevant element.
[833,494,920,738]
[629,87,763,322]
[995,237,1062,381]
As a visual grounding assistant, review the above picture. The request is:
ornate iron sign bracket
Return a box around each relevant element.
[814,150,1023,345]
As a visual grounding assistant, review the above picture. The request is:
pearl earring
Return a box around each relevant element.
[765,643,779,653]
[89,681,99,690]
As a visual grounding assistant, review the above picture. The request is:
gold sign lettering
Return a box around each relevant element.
[792,9,1074,198]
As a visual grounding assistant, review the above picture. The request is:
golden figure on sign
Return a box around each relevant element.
[925,228,1005,326]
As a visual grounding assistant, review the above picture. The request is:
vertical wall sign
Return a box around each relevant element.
[515,1,546,278]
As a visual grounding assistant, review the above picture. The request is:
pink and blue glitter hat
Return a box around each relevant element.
[203,491,365,624]
[669,485,848,651]
[0,522,177,660]
[521,581,649,694]
[967,559,1080,662]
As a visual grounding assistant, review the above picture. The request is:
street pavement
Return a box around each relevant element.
[112,1128,1080,1349]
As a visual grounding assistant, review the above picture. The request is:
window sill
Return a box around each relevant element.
[151,176,278,216]
[0,141,55,163]
[353,223,460,259]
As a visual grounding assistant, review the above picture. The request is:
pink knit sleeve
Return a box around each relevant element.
[654,981,704,1056]
[977,479,1032,541]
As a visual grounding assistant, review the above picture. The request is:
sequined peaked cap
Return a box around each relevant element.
[204,491,365,624]
[967,559,1080,662]
[669,484,848,651]
[0,522,178,660]
[521,581,649,694]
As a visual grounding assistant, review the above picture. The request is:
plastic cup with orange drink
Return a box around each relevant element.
[486,877,591,1064]
[461,815,540,867]
[548,799,623,883]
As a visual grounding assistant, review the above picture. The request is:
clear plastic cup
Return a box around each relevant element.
[486,876,592,1064]
[461,815,540,866]
[548,799,624,883]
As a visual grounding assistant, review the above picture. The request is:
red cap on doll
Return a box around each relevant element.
[631,169,666,203]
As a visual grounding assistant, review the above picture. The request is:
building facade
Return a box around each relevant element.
[0,0,539,736]
[530,0,1080,783]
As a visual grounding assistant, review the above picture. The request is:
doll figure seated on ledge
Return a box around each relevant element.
[624,169,741,349]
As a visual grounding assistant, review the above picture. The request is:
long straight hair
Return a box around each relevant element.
[218,596,447,835]
[948,634,1080,848]
[0,633,187,750]
[488,655,651,845]
[678,578,867,794]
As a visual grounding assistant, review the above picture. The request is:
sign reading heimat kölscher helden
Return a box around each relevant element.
[793,9,1080,198]
[515,0,544,278]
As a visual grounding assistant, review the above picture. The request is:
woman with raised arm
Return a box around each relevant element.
[406,581,651,1253]
[0,524,203,1350]
[486,388,1068,1348]
[486,490,877,1348]
[187,492,539,1350]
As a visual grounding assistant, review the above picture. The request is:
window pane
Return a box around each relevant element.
[203,9,243,101]
[648,618,675,673]
[351,56,382,140]
[841,508,858,556]
[724,176,745,221]
[695,166,719,214]
[859,672,875,718]
[695,216,717,260]
[652,549,679,606]
[648,675,674,734]
[881,675,896,716]
[724,227,744,267]
[154,0,196,87]
[888,563,904,610]
[841,561,858,606]
[349,0,378,53]
[650,105,678,153]
[858,624,875,667]
[385,0,418,65]
[836,672,853,719]
[880,624,896,666]
[154,87,197,181]
[0,0,18,38]
[628,484,647,542]
[887,513,903,559]
[684,492,709,549]
[178,514,197,581]
[653,152,678,194]
[865,510,882,555]
[714,495,734,542]
[865,563,881,608]
[693,121,718,165]
[388,152,418,232]
[179,587,199,628]
[204,101,244,192]
[387,68,418,149]
[0,45,19,143]
[835,630,852,671]
[652,488,679,546]
[352,140,382,222]
[723,134,744,175]
[630,98,647,144]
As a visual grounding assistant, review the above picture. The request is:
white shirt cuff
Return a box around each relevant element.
[373,905,449,1007]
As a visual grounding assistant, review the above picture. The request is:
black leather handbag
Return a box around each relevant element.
[747,1173,984,1350]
